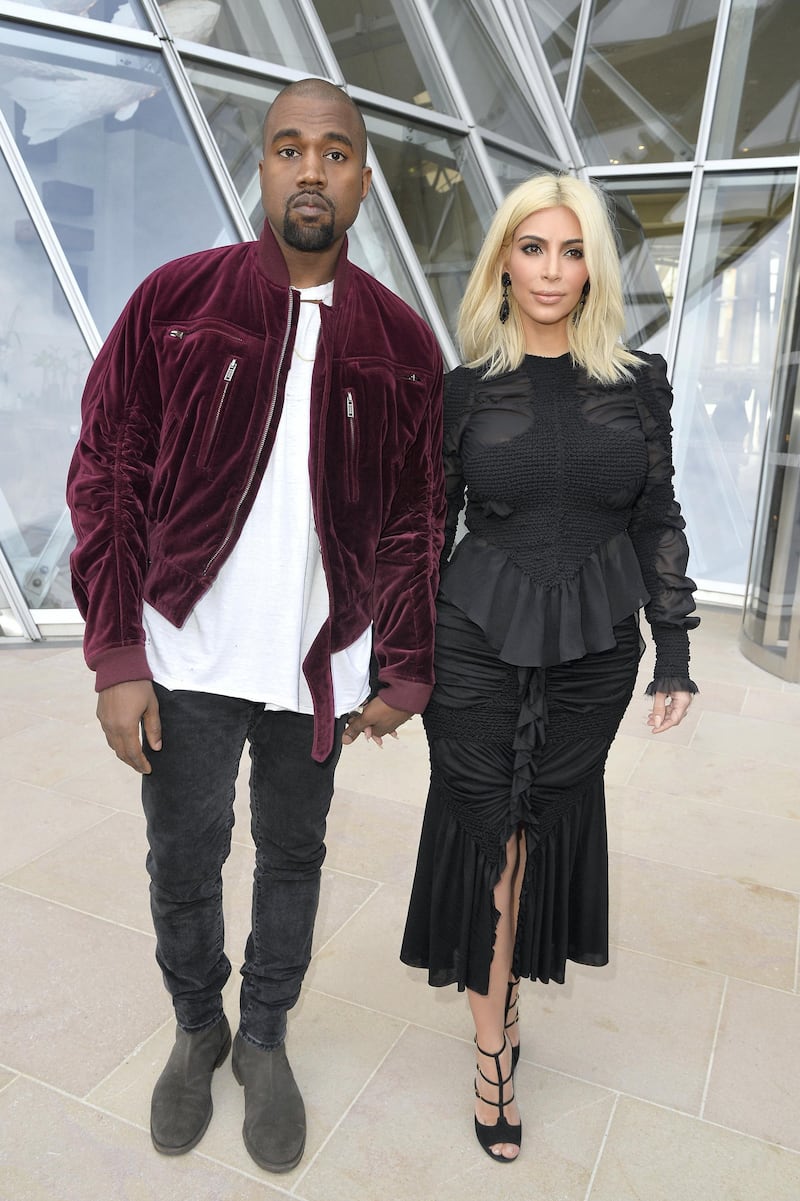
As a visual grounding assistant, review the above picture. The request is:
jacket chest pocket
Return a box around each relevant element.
[198,355,240,468]
[154,320,262,473]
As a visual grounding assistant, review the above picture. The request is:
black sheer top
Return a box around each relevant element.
[438,351,699,694]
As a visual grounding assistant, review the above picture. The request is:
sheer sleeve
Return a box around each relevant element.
[629,354,700,695]
[441,367,471,566]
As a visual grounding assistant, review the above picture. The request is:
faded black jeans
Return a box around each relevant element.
[142,685,345,1049]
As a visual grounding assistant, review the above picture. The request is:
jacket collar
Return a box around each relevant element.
[255,219,352,302]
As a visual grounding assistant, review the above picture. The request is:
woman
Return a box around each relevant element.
[400,173,698,1163]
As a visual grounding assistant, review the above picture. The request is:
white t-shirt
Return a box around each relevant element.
[143,281,372,715]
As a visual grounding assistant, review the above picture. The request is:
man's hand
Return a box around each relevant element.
[647,689,693,734]
[96,679,162,773]
[342,696,413,748]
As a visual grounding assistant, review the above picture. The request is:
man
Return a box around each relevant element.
[66,77,444,1174]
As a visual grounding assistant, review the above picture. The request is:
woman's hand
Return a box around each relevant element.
[647,690,693,734]
[342,696,413,748]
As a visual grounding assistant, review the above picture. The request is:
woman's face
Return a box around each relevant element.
[505,205,589,349]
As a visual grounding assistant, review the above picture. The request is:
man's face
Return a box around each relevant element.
[259,92,372,257]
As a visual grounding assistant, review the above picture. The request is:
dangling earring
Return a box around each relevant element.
[499,272,511,324]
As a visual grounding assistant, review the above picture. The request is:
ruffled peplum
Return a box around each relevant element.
[439,528,649,668]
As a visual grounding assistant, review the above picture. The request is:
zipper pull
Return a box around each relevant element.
[169,328,185,339]
[224,358,238,382]
[346,391,354,418]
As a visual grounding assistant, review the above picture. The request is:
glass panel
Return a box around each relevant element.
[185,63,430,312]
[484,146,545,194]
[186,60,278,228]
[708,0,799,160]
[603,177,691,353]
[670,172,794,594]
[160,0,324,71]
[0,21,239,337]
[524,0,581,98]
[363,109,489,337]
[428,0,555,155]
[313,0,458,116]
[741,214,800,680]
[349,192,427,312]
[575,0,719,165]
[0,156,93,612]
[9,0,148,28]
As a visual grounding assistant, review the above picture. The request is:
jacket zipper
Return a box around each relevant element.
[202,357,238,458]
[203,292,295,576]
[345,390,356,500]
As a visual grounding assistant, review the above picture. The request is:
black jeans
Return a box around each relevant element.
[142,685,345,1049]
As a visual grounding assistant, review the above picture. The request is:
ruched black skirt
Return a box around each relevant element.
[400,599,640,993]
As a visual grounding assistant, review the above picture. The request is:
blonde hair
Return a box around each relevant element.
[457,173,641,384]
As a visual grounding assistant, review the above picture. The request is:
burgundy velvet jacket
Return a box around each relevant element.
[66,223,446,761]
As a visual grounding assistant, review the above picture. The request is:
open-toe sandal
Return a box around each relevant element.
[474,1036,522,1163]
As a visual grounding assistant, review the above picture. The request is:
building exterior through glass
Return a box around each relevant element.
[0,0,798,674]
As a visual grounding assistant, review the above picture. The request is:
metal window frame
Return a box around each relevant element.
[0,0,159,44]
[564,0,594,120]
[500,0,585,169]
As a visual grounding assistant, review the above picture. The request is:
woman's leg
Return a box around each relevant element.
[467,827,524,1161]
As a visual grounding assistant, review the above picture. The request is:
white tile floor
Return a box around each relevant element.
[1,604,799,1200]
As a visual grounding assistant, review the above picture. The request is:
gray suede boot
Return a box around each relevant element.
[150,1015,231,1155]
[232,1032,306,1173]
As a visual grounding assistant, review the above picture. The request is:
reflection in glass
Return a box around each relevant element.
[670,172,794,594]
[12,0,147,28]
[741,224,800,679]
[313,0,457,115]
[603,177,690,353]
[160,0,324,71]
[186,63,429,312]
[708,0,799,160]
[428,0,554,155]
[575,0,718,165]
[0,157,93,610]
[0,22,239,336]
[524,0,580,97]
[363,110,488,336]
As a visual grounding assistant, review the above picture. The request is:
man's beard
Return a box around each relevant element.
[283,206,336,253]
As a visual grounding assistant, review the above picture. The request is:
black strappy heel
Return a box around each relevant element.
[505,975,521,1071]
[473,1036,522,1162]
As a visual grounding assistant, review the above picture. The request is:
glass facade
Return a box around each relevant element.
[525,0,580,97]
[741,185,800,679]
[0,21,240,337]
[707,0,799,161]
[0,142,94,616]
[670,172,794,594]
[0,0,797,675]
[604,176,691,351]
[575,0,719,166]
